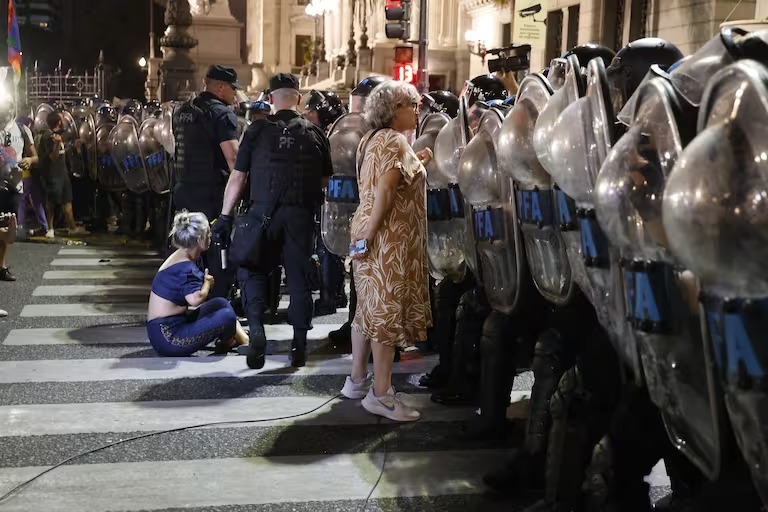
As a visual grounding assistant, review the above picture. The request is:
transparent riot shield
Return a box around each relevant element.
[155,102,176,157]
[435,99,478,279]
[77,114,98,180]
[58,110,87,179]
[321,112,367,256]
[139,118,170,194]
[595,75,728,481]
[499,72,575,306]
[96,122,124,192]
[109,116,149,194]
[33,103,53,133]
[415,112,466,282]
[458,108,525,313]
[542,55,642,379]
[664,59,768,501]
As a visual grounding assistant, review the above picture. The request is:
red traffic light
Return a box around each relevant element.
[385,0,404,20]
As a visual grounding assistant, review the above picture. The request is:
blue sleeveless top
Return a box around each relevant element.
[151,260,204,306]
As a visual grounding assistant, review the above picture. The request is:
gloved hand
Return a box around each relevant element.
[211,214,234,244]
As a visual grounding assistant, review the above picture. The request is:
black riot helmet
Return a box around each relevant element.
[350,75,388,113]
[462,74,508,105]
[421,91,459,118]
[351,75,388,97]
[303,90,347,130]
[564,43,616,69]
[121,103,140,119]
[96,104,117,123]
[607,38,683,101]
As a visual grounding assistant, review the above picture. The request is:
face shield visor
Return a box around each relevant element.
[547,58,617,203]
[458,110,505,205]
[349,94,366,113]
[533,55,587,193]
[668,30,744,107]
[496,74,553,187]
[413,112,451,187]
[433,115,467,186]
[617,65,671,126]
[663,60,768,298]
[595,78,683,261]
[548,58,568,90]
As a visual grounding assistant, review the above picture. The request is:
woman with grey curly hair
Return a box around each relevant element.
[339,80,434,422]
[147,210,248,356]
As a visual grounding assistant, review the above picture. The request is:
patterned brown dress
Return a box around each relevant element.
[350,128,433,347]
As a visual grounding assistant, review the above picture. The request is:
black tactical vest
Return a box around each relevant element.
[247,114,324,208]
[172,96,222,187]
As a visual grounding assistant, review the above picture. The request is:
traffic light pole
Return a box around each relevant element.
[417,0,429,94]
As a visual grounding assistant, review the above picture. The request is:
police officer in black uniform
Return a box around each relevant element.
[172,65,241,298]
[216,73,333,370]
[303,90,348,316]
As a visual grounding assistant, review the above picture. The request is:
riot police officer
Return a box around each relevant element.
[172,65,241,298]
[303,90,349,316]
[216,73,333,370]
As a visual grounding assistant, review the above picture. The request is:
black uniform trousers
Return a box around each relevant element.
[238,204,315,333]
[173,182,235,299]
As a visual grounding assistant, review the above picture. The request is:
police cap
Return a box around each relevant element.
[269,73,301,92]
[206,65,242,90]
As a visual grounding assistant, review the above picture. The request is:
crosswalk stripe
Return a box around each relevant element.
[0,393,488,436]
[20,303,147,317]
[50,258,162,267]
[3,324,346,346]
[57,248,160,256]
[0,450,507,512]
[32,285,150,297]
[43,269,155,280]
[0,354,437,383]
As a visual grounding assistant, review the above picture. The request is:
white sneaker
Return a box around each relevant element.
[0,308,7,318]
[45,229,55,239]
[340,373,373,399]
[387,386,418,408]
[362,388,420,422]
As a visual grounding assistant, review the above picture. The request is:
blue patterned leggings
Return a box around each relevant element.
[146,297,238,356]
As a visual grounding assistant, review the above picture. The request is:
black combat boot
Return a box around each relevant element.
[291,329,308,367]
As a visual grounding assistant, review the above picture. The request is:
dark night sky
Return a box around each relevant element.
[1,0,168,99]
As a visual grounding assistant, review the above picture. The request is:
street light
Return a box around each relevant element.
[305,0,332,76]
[465,30,487,62]
[138,56,147,69]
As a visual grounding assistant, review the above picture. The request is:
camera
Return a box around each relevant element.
[487,44,532,73]
[52,129,64,136]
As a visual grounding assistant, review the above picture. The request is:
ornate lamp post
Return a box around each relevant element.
[305,0,332,76]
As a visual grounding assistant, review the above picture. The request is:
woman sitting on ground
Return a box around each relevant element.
[147,210,248,356]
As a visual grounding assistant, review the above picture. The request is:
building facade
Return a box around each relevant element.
[190,0,764,94]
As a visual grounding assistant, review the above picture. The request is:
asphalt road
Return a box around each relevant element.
[0,238,668,512]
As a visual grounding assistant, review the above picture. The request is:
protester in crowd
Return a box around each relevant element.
[15,116,47,237]
[39,112,84,237]
[341,80,433,422]
[147,210,248,357]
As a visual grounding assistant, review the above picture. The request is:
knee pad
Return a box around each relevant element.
[584,435,614,502]
[550,368,580,420]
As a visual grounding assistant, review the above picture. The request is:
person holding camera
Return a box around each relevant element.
[39,112,82,237]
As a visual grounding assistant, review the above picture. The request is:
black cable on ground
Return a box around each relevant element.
[0,394,345,505]
[359,426,390,512]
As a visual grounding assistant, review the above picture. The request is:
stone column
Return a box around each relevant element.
[160,0,199,101]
